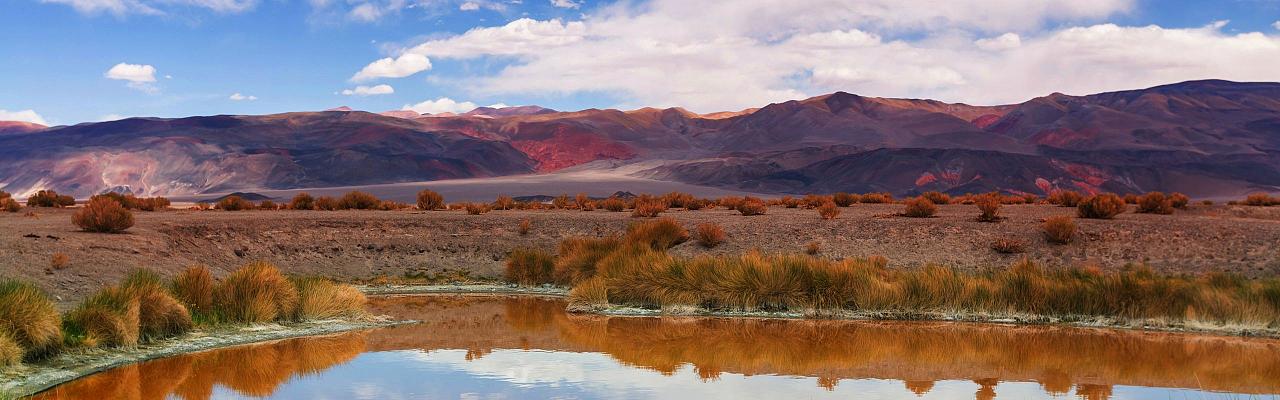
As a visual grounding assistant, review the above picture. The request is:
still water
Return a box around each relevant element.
[33,295,1280,399]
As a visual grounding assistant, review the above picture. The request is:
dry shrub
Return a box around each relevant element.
[1169,193,1190,209]
[718,196,744,210]
[694,223,726,248]
[817,201,840,220]
[975,194,1001,222]
[832,192,858,207]
[860,192,892,204]
[922,191,951,205]
[214,261,300,324]
[417,189,444,210]
[1123,194,1139,204]
[664,192,696,209]
[518,219,532,235]
[684,198,708,211]
[1244,192,1277,206]
[216,196,253,211]
[554,237,621,284]
[292,277,367,320]
[600,197,626,212]
[805,242,821,255]
[258,200,277,210]
[2,198,20,213]
[194,202,211,211]
[494,195,515,210]
[574,193,592,210]
[338,191,380,210]
[0,280,62,358]
[464,202,491,215]
[314,196,338,211]
[72,197,135,233]
[50,253,69,270]
[626,218,689,250]
[506,248,555,286]
[991,238,1027,254]
[171,266,214,317]
[289,193,315,210]
[122,270,193,341]
[1135,192,1173,214]
[1042,216,1076,244]
[1077,193,1126,219]
[65,286,140,348]
[552,194,571,209]
[631,197,666,218]
[0,190,7,200]
[801,194,830,208]
[1048,190,1083,207]
[902,197,937,218]
[736,197,767,216]
[26,190,75,208]
[1021,193,1040,204]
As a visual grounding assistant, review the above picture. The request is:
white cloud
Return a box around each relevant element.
[40,0,257,16]
[351,53,431,81]
[487,103,510,108]
[356,0,1280,111]
[340,84,396,96]
[0,109,49,126]
[97,114,126,122]
[229,93,258,101]
[105,62,159,93]
[1273,20,1280,30]
[459,1,479,11]
[975,33,1022,51]
[549,0,579,9]
[402,97,479,114]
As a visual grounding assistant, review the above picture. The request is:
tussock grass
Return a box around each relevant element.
[631,197,666,218]
[214,261,300,324]
[293,277,368,320]
[64,286,141,348]
[172,266,214,318]
[0,332,20,367]
[506,248,556,286]
[1042,216,1076,244]
[694,223,725,248]
[975,194,1001,222]
[417,189,444,210]
[123,270,193,341]
[817,201,840,219]
[624,218,688,250]
[554,237,622,285]
[0,280,62,359]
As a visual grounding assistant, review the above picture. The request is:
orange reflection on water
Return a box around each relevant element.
[33,295,1280,399]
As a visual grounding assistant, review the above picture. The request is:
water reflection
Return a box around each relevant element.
[34,295,1280,399]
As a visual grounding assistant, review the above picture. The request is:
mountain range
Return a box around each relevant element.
[2,79,1278,199]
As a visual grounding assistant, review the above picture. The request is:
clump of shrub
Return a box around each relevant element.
[50,253,69,270]
[631,197,667,218]
[600,197,626,212]
[2,198,20,213]
[518,219,532,235]
[921,191,951,205]
[991,237,1027,254]
[860,192,892,204]
[1169,193,1190,209]
[736,197,767,216]
[26,190,76,208]
[625,218,689,250]
[290,193,315,210]
[216,195,254,211]
[315,196,339,210]
[832,192,858,207]
[258,200,278,210]
[1042,216,1076,244]
[1244,193,1278,206]
[0,280,62,360]
[494,195,515,210]
[1135,192,1173,214]
[817,201,840,220]
[694,223,725,248]
[91,193,170,211]
[554,237,622,285]
[338,191,380,210]
[975,194,1001,222]
[901,197,937,218]
[1048,190,1083,207]
[292,277,367,320]
[417,189,445,210]
[122,270,193,341]
[213,261,299,323]
[464,202,491,215]
[1077,193,1126,219]
[506,248,556,286]
[718,196,744,210]
[171,266,214,317]
[805,242,821,255]
[72,197,135,233]
[552,194,571,209]
[64,286,141,348]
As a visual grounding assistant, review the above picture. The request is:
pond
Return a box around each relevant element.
[31,294,1280,399]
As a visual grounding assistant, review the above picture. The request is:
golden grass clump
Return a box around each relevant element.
[416,189,444,210]
[990,237,1027,254]
[464,202,491,215]
[216,195,254,211]
[817,201,840,220]
[600,197,626,212]
[314,196,338,210]
[506,248,556,286]
[2,198,20,213]
[72,197,135,233]
[859,192,892,204]
[630,197,667,218]
[50,253,69,270]
[832,192,858,207]
[1048,190,1083,207]
[901,197,937,218]
[292,277,367,320]
[694,223,725,248]
[717,196,744,210]
[1042,216,1076,244]
[171,266,214,317]
[122,270,193,341]
[289,193,314,210]
[921,191,951,205]
[975,193,1001,222]
[337,191,380,210]
[0,280,63,359]
[805,242,821,255]
[1244,192,1277,206]
[625,218,689,250]
[0,332,20,367]
[1077,193,1126,219]
[736,197,767,216]
[518,219,532,235]
[213,261,300,324]
[567,277,608,307]
[64,286,141,348]
[554,237,622,285]
[1135,192,1173,215]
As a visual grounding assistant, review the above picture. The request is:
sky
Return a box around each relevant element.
[2,0,1280,126]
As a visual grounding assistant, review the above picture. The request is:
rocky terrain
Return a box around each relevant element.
[4,203,1279,305]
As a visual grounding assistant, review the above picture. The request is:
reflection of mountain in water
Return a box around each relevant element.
[34,295,1280,399]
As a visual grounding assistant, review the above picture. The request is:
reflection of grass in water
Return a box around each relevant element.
[30,333,366,400]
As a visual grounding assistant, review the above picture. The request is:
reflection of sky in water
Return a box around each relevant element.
[210,349,1273,400]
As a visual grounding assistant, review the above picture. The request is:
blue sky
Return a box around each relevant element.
[2,0,1279,126]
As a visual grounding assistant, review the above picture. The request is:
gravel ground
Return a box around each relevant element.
[3,204,1280,305]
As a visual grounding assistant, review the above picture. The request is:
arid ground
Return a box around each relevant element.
[4,204,1280,305]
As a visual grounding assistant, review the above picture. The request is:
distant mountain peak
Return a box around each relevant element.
[463,105,557,117]
[325,106,354,112]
